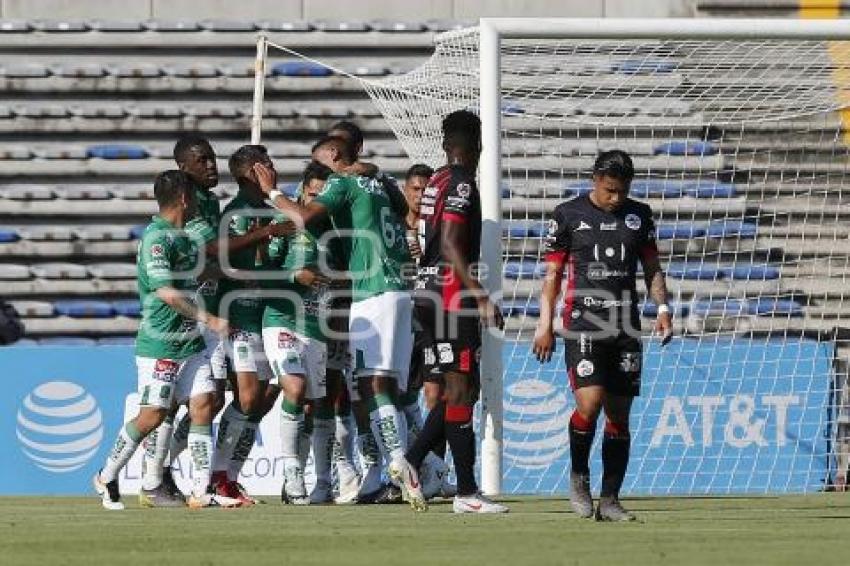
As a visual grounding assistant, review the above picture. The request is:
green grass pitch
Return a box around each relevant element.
[1,495,847,565]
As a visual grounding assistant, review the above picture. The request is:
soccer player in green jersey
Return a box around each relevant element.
[93,170,236,510]
[255,137,417,502]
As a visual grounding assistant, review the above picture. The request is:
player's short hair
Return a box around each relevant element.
[173,134,213,164]
[593,150,635,184]
[154,170,192,207]
[228,144,269,179]
[311,135,355,163]
[406,163,434,181]
[328,120,364,156]
[442,110,481,153]
[302,160,332,186]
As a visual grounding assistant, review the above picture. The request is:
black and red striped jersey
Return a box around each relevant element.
[544,193,658,331]
[415,164,482,313]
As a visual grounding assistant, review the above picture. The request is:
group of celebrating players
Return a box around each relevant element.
[92,107,673,521]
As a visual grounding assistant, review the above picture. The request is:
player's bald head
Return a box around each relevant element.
[311,135,354,170]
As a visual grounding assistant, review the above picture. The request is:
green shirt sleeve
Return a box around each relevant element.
[140,232,174,290]
[185,215,217,246]
[313,175,350,215]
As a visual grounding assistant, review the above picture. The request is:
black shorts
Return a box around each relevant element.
[414,303,481,385]
[564,331,642,397]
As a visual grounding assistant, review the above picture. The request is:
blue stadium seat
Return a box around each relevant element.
[504,260,543,279]
[563,180,593,197]
[641,302,690,317]
[130,225,146,240]
[86,144,149,160]
[54,300,115,318]
[629,180,685,198]
[112,300,141,317]
[504,221,545,238]
[706,221,758,239]
[0,228,20,242]
[685,181,737,198]
[501,102,525,116]
[612,60,677,75]
[281,183,300,198]
[723,264,781,280]
[690,299,748,317]
[654,141,718,156]
[271,61,333,77]
[747,298,804,317]
[97,336,136,346]
[655,224,706,240]
[501,299,541,317]
[38,337,98,346]
[666,262,724,280]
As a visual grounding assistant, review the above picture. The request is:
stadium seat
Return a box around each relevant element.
[30,263,88,279]
[685,181,737,198]
[97,336,136,345]
[0,228,20,242]
[2,63,49,78]
[110,63,162,78]
[563,180,594,197]
[654,141,718,156]
[200,20,256,32]
[705,221,758,239]
[370,20,426,32]
[723,264,781,280]
[501,299,541,317]
[0,146,33,159]
[19,226,75,241]
[298,105,351,119]
[504,259,543,279]
[53,63,107,78]
[111,300,141,317]
[281,183,300,198]
[38,337,98,346]
[425,20,470,32]
[690,299,748,317]
[130,105,184,119]
[35,20,89,32]
[612,60,677,75]
[187,106,241,119]
[38,147,89,160]
[116,185,155,201]
[0,264,31,280]
[54,186,112,200]
[2,185,54,200]
[630,179,685,198]
[313,20,370,32]
[167,63,219,78]
[143,20,201,32]
[11,300,54,317]
[641,301,690,317]
[87,263,136,279]
[16,104,70,118]
[345,63,388,77]
[129,225,146,240]
[71,105,127,119]
[255,21,313,32]
[263,105,298,118]
[89,21,145,32]
[504,221,545,238]
[54,300,115,318]
[747,298,804,317]
[272,61,333,77]
[86,144,149,159]
[0,21,32,33]
[666,262,725,280]
[655,224,706,240]
[74,226,132,241]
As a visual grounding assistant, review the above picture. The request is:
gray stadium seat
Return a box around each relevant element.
[0,147,33,160]
[11,300,54,317]
[0,106,13,119]
[143,20,201,32]
[263,105,298,118]
[110,63,162,78]
[16,104,70,118]
[71,105,127,119]
[166,63,219,78]
[35,20,90,32]
[425,20,470,32]
[53,63,107,78]
[0,21,32,33]
[187,106,242,119]
[299,105,351,118]
[268,143,312,158]
[112,185,154,200]
[37,147,88,160]
[74,226,132,241]
[87,263,136,279]
[255,21,313,32]
[346,63,389,77]
[54,186,112,200]
[313,20,370,32]
[370,142,406,157]
[2,63,49,78]
[0,264,30,280]
[370,20,426,33]
[2,185,54,200]
[19,226,75,241]
[30,263,89,279]
[129,105,184,119]
[218,63,257,78]
[200,20,255,32]
[89,21,145,32]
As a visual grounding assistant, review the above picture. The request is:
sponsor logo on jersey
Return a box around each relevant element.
[278,331,296,349]
[455,183,472,198]
[437,342,454,364]
[587,262,630,281]
[424,186,438,197]
[459,348,472,372]
[423,347,436,366]
[600,222,618,231]
[576,359,595,377]
[625,214,642,230]
[576,221,592,231]
[16,381,103,473]
[583,296,631,309]
[150,244,164,257]
[153,359,179,382]
[620,352,641,373]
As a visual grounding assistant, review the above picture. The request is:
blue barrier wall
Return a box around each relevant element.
[0,337,835,495]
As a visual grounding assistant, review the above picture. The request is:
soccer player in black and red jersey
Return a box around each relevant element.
[533,150,673,521]
[396,110,507,514]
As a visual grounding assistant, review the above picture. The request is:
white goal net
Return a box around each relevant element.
[357,23,848,495]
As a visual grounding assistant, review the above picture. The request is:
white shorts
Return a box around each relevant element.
[136,353,216,408]
[262,327,327,400]
[225,330,273,381]
[348,291,414,391]
[201,324,227,381]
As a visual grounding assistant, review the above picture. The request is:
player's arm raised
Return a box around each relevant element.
[533,210,570,363]
[639,216,673,346]
[253,162,329,228]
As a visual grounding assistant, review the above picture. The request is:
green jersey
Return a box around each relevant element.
[313,174,411,302]
[184,186,222,314]
[135,216,205,360]
[263,216,329,341]
[220,191,272,333]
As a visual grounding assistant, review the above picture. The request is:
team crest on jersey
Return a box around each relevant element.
[576,359,595,378]
[150,244,164,257]
[437,342,454,364]
[625,214,641,230]
[455,183,471,198]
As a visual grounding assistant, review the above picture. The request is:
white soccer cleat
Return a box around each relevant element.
[388,458,427,512]
[282,464,310,505]
[93,472,124,511]
[453,492,509,514]
[187,492,242,509]
[335,468,361,505]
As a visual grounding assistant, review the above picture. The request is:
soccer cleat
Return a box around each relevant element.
[334,468,360,505]
[93,471,124,511]
[570,471,594,518]
[234,482,261,505]
[187,492,241,509]
[309,480,334,505]
[595,497,636,522]
[161,467,185,503]
[452,492,510,514]
[281,465,310,505]
[139,483,186,508]
[388,458,427,512]
[212,471,253,507]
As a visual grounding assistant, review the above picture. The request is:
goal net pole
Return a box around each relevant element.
[251,34,268,144]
